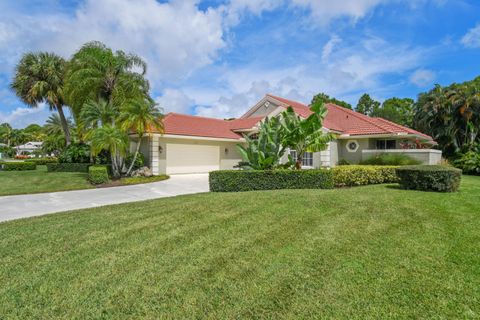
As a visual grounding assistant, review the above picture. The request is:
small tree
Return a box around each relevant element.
[281,100,334,169]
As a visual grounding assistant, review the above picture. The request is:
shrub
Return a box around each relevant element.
[396,165,462,192]
[59,143,90,164]
[453,151,480,175]
[360,153,422,166]
[332,165,398,187]
[46,163,91,173]
[337,159,350,166]
[14,155,30,160]
[210,169,334,192]
[125,152,145,171]
[25,157,59,165]
[88,166,109,184]
[0,145,15,158]
[1,161,36,171]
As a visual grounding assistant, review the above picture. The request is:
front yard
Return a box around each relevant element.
[0,175,479,318]
[0,165,93,196]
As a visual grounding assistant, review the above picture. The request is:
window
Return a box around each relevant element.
[376,139,396,150]
[346,140,359,152]
[290,150,313,167]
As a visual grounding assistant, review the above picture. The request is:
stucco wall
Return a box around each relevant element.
[337,138,370,164]
[362,149,442,165]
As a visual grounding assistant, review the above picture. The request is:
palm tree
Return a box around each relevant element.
[0,123,13,147]
[65,41,149,120]
[448,84,480,148]
[11,52,71,145]
[44,113,73,136]
[80,99,117,129]
[120,98,164,175]
[88,125,129,178]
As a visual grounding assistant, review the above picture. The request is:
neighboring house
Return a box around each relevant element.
[135,94,441,175]
[15,141,43,155]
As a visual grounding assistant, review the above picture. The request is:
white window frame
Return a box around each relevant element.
[290,150,313,167]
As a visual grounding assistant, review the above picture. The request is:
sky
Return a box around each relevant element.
[0,0,479,128]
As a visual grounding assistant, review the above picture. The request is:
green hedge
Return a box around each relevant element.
[1,161,37,171]
[360,153,421,166]
[25,157,59,165]
[88,166,109,185]
[210,169,334,192]
[396,165,462,192]
[46,163,91,173]
[332,165,398,187]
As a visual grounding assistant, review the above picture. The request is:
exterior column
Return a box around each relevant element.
[150,136,160,175]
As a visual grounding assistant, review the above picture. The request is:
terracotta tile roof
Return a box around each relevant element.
[150,113,263,140]
[267,94,433,140]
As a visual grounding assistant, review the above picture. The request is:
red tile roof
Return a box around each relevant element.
[267,94,433,140]
[150,113,263,140]
[147,95,433,141]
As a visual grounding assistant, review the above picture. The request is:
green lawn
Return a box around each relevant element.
[1,177,479,319]
[0,165,93,196]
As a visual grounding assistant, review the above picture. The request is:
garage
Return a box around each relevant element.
[166,143,220,174]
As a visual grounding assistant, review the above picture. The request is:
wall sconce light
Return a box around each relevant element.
[225,148,229,154]
[158,146,163,154]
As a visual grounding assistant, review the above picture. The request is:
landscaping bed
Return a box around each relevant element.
[0,176,478,318]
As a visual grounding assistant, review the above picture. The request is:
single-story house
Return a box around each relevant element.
[132,94,441,175]
[15,141,43,155]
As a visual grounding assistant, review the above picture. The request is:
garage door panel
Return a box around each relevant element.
[166,144,220,174]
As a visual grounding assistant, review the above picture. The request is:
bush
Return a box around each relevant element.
[360,153,422,166]
[396,165,462,192]
[453,151,480,175]
[25,157,59,165]
[210,169,334,192]
[332,165,398,187]
[1,161,37,171]
[0,145,15,158]
[337,159,351,166]
[46,163,91,173]
[125,152,145,171]
[59,143,90,164]
[88,166,109,184]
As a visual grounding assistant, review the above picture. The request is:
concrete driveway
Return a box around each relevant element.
[0,174,209,223]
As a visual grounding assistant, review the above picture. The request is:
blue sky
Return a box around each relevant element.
[0,0,479,128]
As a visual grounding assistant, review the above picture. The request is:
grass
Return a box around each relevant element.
[102,174,170,187]
[0,176,479,319]
[0,165,93,196]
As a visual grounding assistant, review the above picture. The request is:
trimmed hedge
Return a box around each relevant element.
[25,157,59,165]
[1,161,37,171]
[88,166,109,185]
[46,163,91,173]
[396,165,462,192]
[332,165,398,187]
[210,169,334,192]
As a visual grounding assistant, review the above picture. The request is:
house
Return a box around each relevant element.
[15,141,43,156]
[133,94,441,175]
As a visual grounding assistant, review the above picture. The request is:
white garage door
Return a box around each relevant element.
[166,143,220,174]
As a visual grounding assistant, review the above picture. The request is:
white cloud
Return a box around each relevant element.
[461,24,480,48]
[409,69,436,87]
[0,103,51,129]
[322,35,342,62]
[156,89,195,114]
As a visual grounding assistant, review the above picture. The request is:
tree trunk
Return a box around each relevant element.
[126,136,142,176]
[57,105,71,146]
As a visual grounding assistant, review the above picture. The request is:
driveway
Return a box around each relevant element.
[0,174,209,223]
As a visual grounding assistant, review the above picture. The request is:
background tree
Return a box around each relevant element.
[371,97,415,127]
[356,93,380,115]
[11,52,71,145]
[311,93,352,109]
[0,123,13,147]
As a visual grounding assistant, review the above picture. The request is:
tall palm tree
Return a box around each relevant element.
[448,84,480,147]
[88,125,129,178]
[44,114,73,136]
[11,52,71,145]
[65,41,149,120]
[120,98,164,175]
